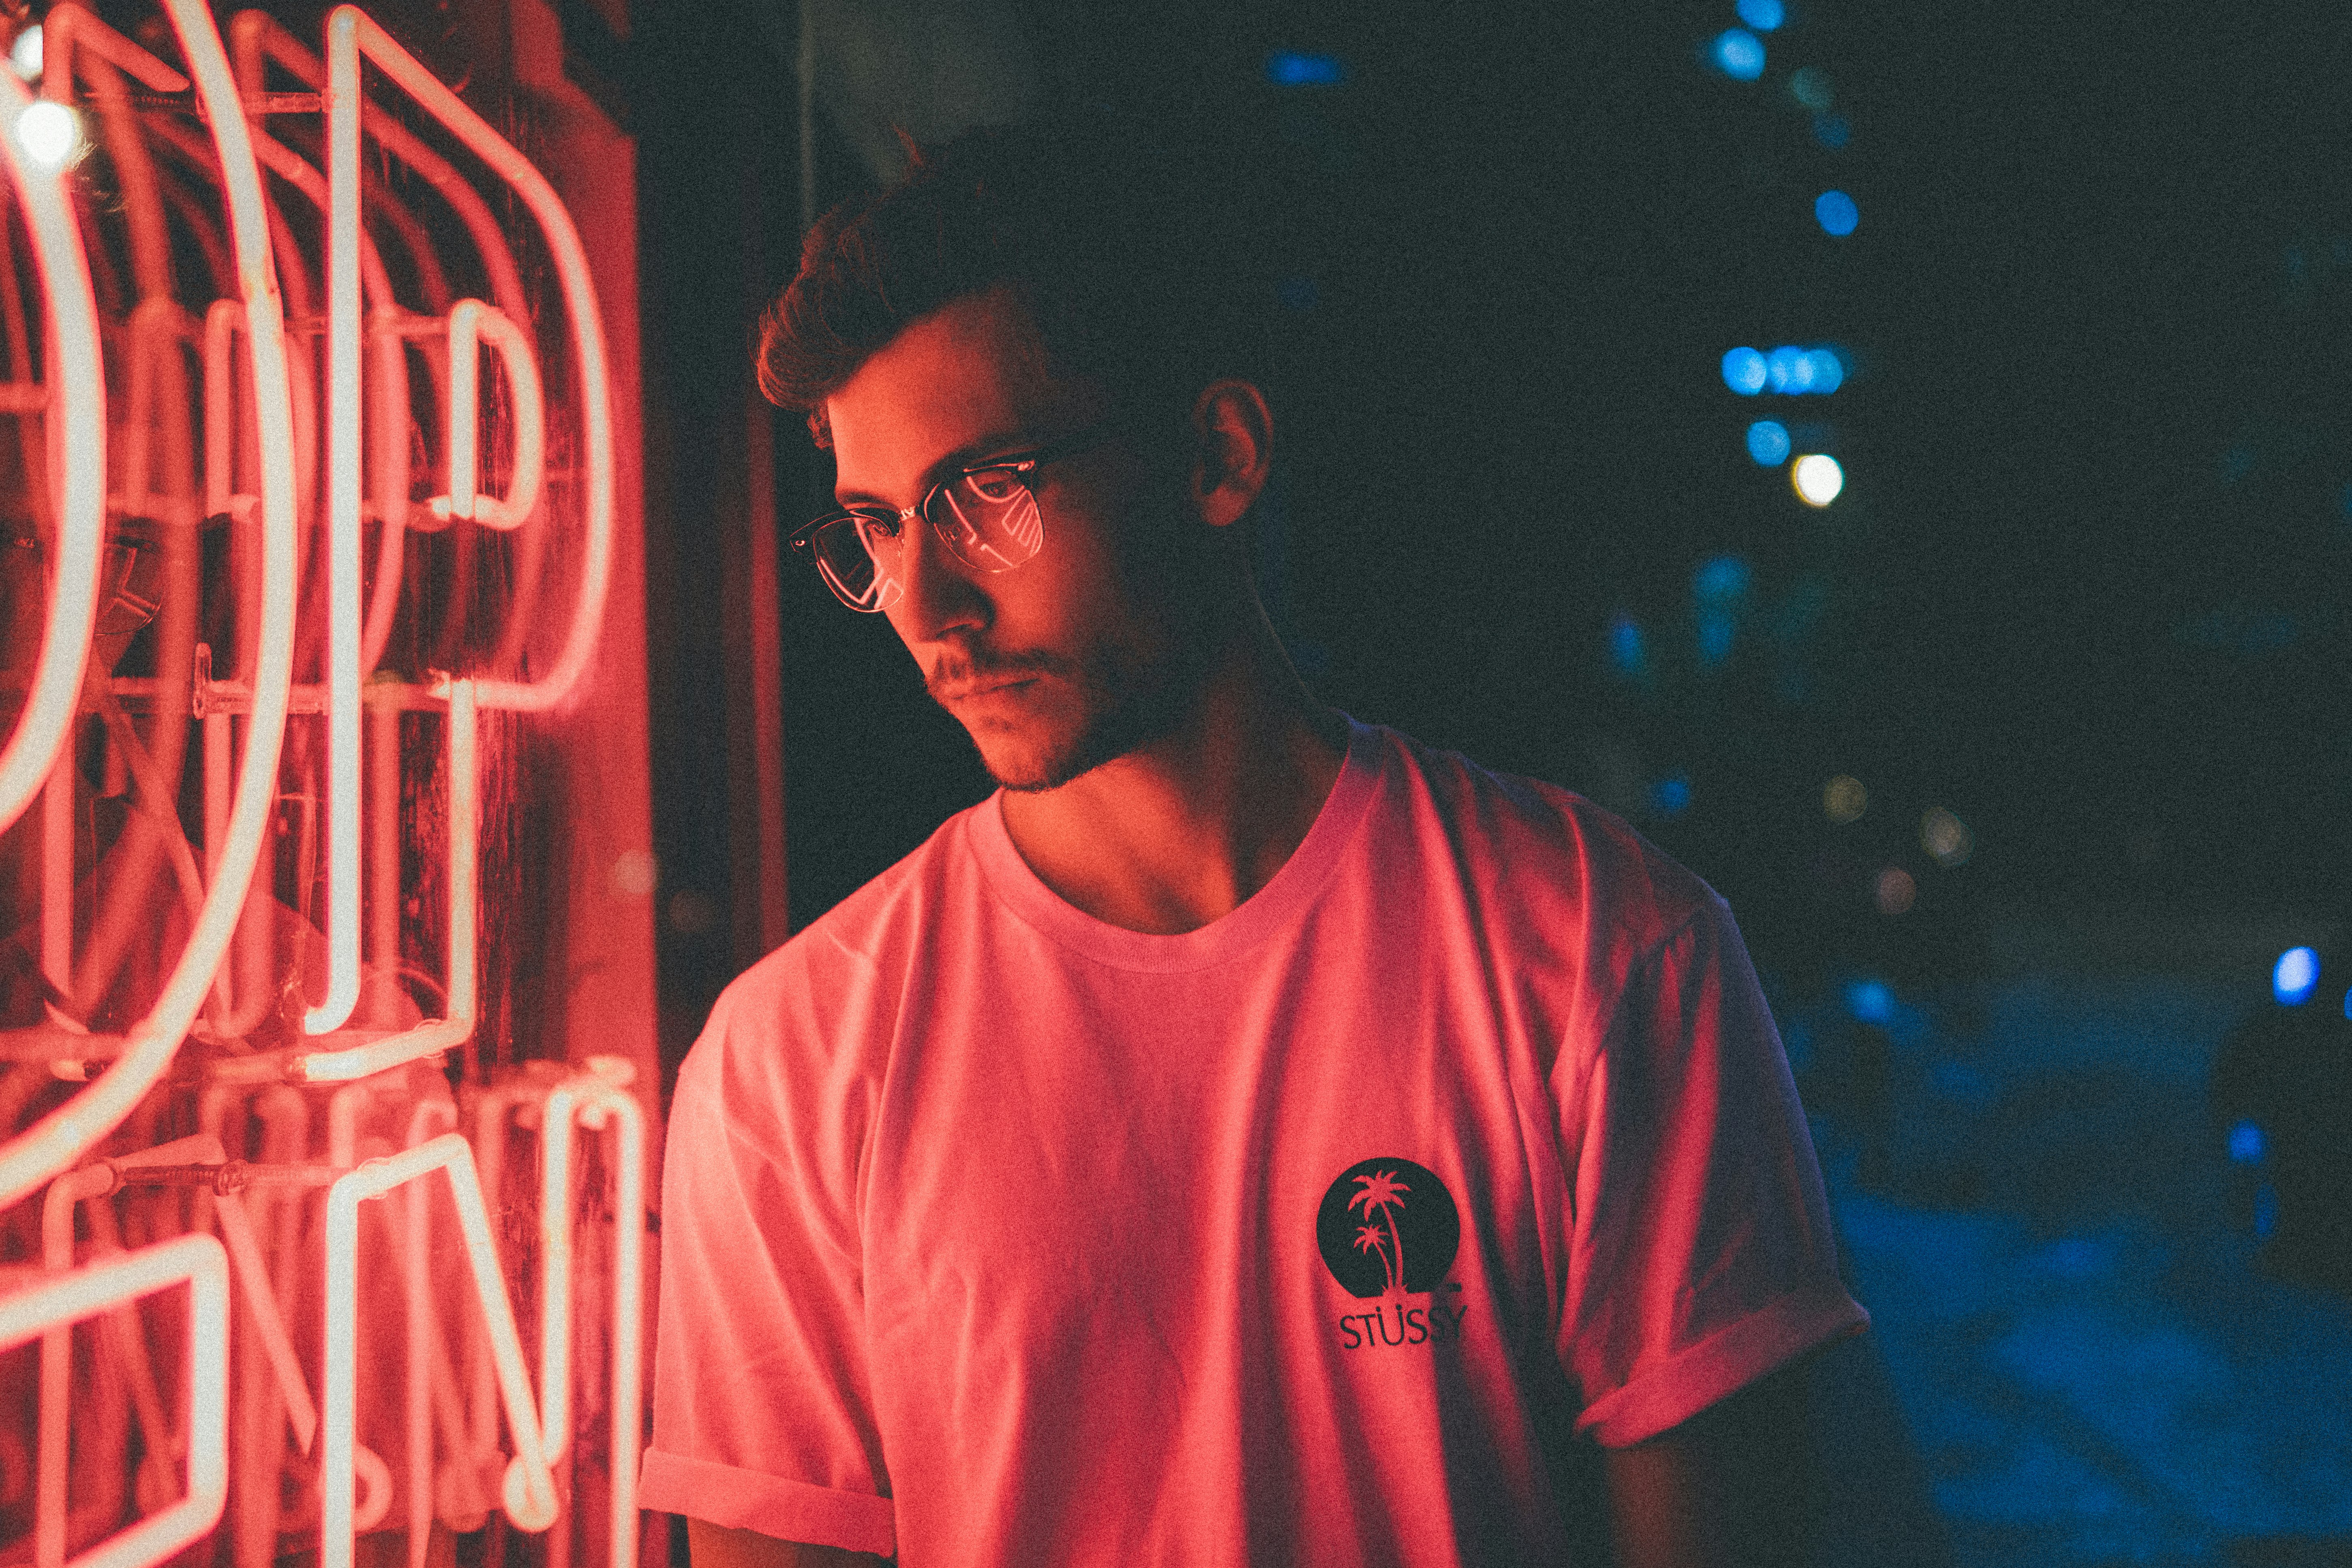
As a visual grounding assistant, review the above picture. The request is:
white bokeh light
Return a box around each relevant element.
[9,24,41,80]
[1823,774,1868,824]
[1921,806,1973,867]
[15,100,76,169]
[1792,452,1845,506]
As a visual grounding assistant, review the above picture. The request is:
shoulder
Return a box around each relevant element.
[672,802,989,1136]
[1368,723,1723,963]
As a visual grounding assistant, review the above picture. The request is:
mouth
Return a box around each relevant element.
[936,677,1037,704]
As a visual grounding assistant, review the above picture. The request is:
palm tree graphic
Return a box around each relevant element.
[1349,1169,1411,1293]
[1353,1223,1390,1283]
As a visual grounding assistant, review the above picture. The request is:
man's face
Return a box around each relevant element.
[824,288,1196,791]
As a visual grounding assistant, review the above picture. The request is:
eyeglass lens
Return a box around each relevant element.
[813,468,1044,611]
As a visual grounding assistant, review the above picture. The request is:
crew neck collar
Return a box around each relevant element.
[965,717,1385,972]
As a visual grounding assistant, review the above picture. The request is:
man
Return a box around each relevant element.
[639,119,1868,1565]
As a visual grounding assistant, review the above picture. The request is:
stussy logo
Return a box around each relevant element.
[1315,1157,1470,1349]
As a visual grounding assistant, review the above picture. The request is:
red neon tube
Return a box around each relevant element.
[327,6,612,714]
[0,0,299,1212]
[0,44,105,834]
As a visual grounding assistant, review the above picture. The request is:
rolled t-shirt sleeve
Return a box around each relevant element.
[1556,895,1866,1448]
[640,984,897,1558]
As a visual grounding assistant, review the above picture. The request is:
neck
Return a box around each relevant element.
[997,607,1349,934]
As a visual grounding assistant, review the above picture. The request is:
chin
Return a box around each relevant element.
[968,723,1095,793]
[947,638,1195,792]
[962,693,1152,793]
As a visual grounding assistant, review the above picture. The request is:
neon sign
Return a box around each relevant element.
[0,9,641,1568]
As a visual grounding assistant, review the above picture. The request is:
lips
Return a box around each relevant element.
[936,677,1036,703]
[927,650,1066,705]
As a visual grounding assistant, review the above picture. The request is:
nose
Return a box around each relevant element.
[885,511,989,646]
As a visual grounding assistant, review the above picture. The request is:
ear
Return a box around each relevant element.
[1188,379,1274,529]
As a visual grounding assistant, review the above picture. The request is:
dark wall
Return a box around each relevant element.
[636,0,2352,1061]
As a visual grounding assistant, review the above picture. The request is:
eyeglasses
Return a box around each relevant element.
[789,426,1112,613]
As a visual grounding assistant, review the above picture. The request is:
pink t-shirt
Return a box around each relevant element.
[640,722,1865,1564]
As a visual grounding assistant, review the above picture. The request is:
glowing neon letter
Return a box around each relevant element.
[431,301,544,531]
[293,678,476,1082]
[0,47,103,835]
[327,6,611,713]
[535,1077,645,1568]
[321,1134,556,1568]
[0,0,296,1212]
[1,1235,229,1568]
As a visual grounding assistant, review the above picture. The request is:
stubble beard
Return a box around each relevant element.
[933,622,1201,793]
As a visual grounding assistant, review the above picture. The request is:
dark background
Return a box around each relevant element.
[634,0,2352,1021]
[623,3,2352,1559]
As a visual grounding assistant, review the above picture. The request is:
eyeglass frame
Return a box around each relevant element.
[788,423,1119,613]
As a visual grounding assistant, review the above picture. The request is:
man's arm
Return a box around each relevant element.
[1601,1352,1814,1568]
[686,1518,888,1568]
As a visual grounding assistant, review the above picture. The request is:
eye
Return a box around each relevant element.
[961,466,1029,505]
[851,508,904,543]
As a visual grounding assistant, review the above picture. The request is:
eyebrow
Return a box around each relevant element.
[834,429,1034,507]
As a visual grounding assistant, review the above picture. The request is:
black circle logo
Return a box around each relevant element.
[1314,1157,1461,1298]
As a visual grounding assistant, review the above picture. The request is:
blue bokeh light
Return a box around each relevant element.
[1721,347,1768,395]
[1652,775,1693,815]
[1736,0,1786,30]
[1768,344,1814,393]
[2228,1119,2267,1164]
[1845,978,1894,1024]
[1694,558,1746,669]
[1608,613,1644,674]
[1694,554,1752,601]
[1712,29,1766,80]
[2274,945,2319,1005]
[1266,51,1345,85]
[1731,346,1845,397]
[1813,113,1851,148]
[1747,419,1791,465]
[1815,189,1860,236]
[2254,1183,2277,1238]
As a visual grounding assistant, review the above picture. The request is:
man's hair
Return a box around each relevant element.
[758,115,1269,448]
